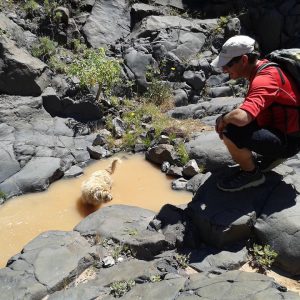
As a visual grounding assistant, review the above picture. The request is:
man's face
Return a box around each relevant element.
[222,56,244,79]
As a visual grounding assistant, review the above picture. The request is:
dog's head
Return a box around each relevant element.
[103,191,113,203]
[94,190,113,204]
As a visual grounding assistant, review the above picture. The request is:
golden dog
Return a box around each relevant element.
[81,158,120,206]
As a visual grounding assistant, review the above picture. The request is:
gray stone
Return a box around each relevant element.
[131,3,165,28]
[174,89,188,107]
[161,161,171,172]
[75,205,169,259]
[122,277,186,300]
[186,173,211,193]
[183,159,200,178]
[186,131,234,172]
[189,247,248,272]
[254,181,300,275]
[183,70,206,91]
[0,157,63,198]
[87,145,111,159]
[0,12,37,50]
[0,146,20,183]
[0,231,96,299]
[64,165,83,178]
[146,144,179,165]
[185,270,298,300]
[167,103,204,119]
[102,256,115,268]
[0,36,49,96]
[166,165,183,177]
[48,259,161,300]
[82,0,130,47]
[112,117,126,138]
[208,86,234,98]
[172,178,188,190]
[124,49,155,93]
[187,170,285,248]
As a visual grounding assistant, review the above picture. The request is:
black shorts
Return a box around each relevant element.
[223,121,300,158]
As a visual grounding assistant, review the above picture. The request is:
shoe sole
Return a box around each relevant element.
[261,158,286,173]
[217,175,266,192]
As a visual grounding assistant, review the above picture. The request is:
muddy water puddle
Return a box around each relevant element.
[0,153,192,267]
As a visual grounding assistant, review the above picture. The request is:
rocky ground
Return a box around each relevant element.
[1,0,300,299]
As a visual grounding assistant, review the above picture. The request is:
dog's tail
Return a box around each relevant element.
[106,158,121,174]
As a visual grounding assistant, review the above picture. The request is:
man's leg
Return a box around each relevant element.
[216,122,266,192]
[222,135,256,171]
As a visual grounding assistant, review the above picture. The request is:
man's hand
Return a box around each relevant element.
[215,109,253,139]
[215,114,227,139]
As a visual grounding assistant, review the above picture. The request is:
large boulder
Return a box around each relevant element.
[124,49,155,93]
[187,169,286,248]
[82,0,130,47]
[0,13,36,50]
[0,231,96,299]
[75,205,170,259]
[185,130,233,172]
[0,36,49,96]
[0,157,63,198]
[254,174,300,275]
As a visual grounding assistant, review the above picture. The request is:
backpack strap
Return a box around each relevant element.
[257,62,285,84]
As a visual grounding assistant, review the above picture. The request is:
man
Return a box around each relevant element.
[211,35,300,192]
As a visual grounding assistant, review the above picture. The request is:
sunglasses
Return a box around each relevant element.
[225,56,242,68]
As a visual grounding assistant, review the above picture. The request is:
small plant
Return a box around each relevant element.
[175,252,190,269]
[71,38,88,54]
[214,15,230,34]
[218,16,229,28]
[111,243,132,260]
[23,0,39,16]
[0,28,6,36]
[48,55,68,73]
[150,274,161,282]
[124,228,138,236]
[176,142,190,165]
[249,243,278,273]
[0,190,6,200]
[53,10,63,23]
[110,279,135,297]
[68,48,121,102]
[31,36,57,61]
[144,66,173,107]
[43,0,58,17]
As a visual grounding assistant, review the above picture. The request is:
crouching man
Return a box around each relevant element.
[211,35,300,192]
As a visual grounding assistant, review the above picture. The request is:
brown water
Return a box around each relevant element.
[0,153,192,267]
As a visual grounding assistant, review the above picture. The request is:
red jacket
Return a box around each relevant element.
[240,59,300,134]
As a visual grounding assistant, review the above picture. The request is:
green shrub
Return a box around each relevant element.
[176,142,190,165]
[67,48,121,102]
[144,66,173,107]
[31,36,57,61]
[110,280,135,298]
[43,0,58,17]
[23,0,39,16]
[48,55,68,73]
[249,243,278,273]
[71,39,88,54]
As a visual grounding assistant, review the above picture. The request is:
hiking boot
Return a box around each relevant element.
[258,157,287,173]
[217,168,265,192]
